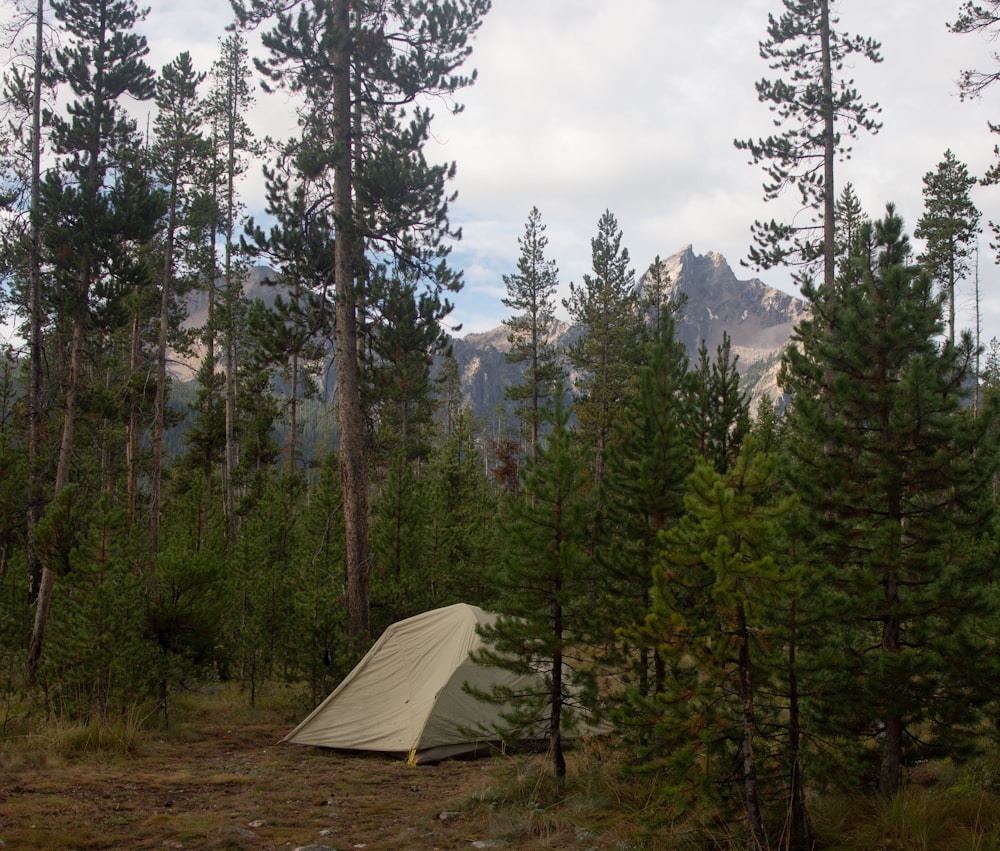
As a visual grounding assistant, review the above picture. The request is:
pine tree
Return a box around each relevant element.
[473,389,592,778]
[204,32,258,539]
[734,0,882,288]
[833,182,870,278]
[149,51,208,556]
[595,308,691,728]
[951,2,1000,98]
[502,206,563,462]
[242,146,336,475]
[648,438,798,846]
[29,0,161,674]
[234,0,491,644]
[563,209,642,481]
[781,204,1000,797]
[914,149,981,347]
[690,332,751,473]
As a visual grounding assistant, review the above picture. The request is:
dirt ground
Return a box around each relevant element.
[0,720,513,850]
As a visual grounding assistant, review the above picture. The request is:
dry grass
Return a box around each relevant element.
[4,686,1000,849]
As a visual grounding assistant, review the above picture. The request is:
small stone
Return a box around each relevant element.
[219,826,255,839]
[435,810,463,821]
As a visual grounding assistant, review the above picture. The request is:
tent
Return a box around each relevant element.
[283,603,545,763]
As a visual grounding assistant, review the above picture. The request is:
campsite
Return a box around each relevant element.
[0,685,632,850]
[0,695,506,849]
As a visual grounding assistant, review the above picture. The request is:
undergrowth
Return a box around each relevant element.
[6,681,1000,849]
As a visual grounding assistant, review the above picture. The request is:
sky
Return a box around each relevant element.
[132,1,1000,341]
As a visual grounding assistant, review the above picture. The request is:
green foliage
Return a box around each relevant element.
[502,206,564,456]
[563,210,643,475]
[283,453,350,703]
[474,390,594,778]
[735,0,882,285]
[782,204,1000,796]
[40,495,153,719]
[594,311,692,722]
[690,332,751,473]
[643,440,798,828]
[915,149,981,344]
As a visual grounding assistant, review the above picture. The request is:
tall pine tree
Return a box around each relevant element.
[781,204,1000,797]
[502,206,563,462]
[914,149,981,347]
[734,0,882,288]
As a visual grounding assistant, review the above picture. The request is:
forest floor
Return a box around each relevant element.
[0,689,632,850]
[0,721,522,850]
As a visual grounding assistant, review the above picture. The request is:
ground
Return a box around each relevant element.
[0,719,511,850]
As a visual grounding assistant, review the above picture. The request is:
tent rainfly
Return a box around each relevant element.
[283,603,544,764]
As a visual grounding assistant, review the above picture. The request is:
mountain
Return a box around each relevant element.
[172,250,806,423]
[450,245,807,416]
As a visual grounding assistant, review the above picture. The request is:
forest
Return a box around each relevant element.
[3,0,1000,847]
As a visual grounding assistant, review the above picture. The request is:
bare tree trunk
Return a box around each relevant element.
[26,0,45,610]
[331,0,370,646]
[819,0,836,289]
[151,173,179,556]
[127,311,141,521]
[29,306,85,675]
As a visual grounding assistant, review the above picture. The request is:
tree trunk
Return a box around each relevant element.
[28,305,85,675]
[736,601,766,849]
[26,0,45,609]
[878,575,903,797]
[127,310,141,521]
[331,0,371,646]
[819,0,835,288]
[786,599,813,849]
[550,596,566,779]
[151,173,178,556]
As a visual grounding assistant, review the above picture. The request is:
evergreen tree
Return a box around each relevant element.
[690,331,751,473]
[781,204,1000,797]
[29,0,162,674]
[951,2,1000,98]
[420,408,499,613]
[595,309,691,728]
[40,494,152,718]
[234,0,491,644]
[502,206,563,461]
[563,209,642,481]
[473,389,593,778]
[242,146,336,475]
[365,266,451,465]
[204,32,258,538]
[648,437,800,846]
[734,0,882,288]
[149,50,207,556]
[833,182,870,278]
[914,149,981,347]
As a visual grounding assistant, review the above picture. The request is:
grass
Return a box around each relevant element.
[5,684,1000,849]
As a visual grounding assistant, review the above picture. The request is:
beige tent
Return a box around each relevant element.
[283,603,542,763]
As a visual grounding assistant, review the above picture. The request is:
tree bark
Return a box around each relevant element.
[26,0,45,609]
[331,0,371,645]
[819,0,836,289]
[737,601,766,849]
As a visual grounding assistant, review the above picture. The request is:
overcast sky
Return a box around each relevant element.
[135,0,1000,340]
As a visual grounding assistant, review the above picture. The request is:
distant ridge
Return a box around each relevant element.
[451,245,807,416]
[171,250,807,419]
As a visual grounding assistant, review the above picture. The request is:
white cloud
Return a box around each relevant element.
[122,1,1000,340]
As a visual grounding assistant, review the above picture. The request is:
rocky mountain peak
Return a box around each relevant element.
[452,246,807,416]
